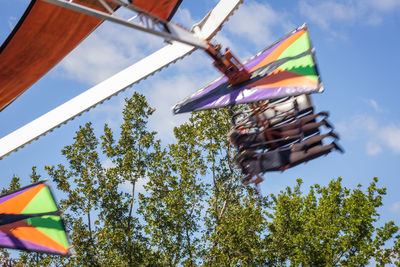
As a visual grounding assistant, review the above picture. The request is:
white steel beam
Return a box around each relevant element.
[0,0,242,159]
[42,0,208,49]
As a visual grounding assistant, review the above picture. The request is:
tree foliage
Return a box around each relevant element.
[265,178,400,266]
[2,92,400,266]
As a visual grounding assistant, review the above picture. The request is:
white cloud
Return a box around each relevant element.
[59,12,164,85]
[299,1,359,29]
[299,0,400,29]
[57,4,215,86]
[338,114,400,155]
[365,141,382,155]
[364,98,382,113]
[336,115,377,140]
[367,0,400,12]
[363,15,381,26]
[174,8,196,28]
[144,54,216,141]
[388,201,400,215]
[363,116,378,132]
[224,1,294,50]
[380,125,400,153]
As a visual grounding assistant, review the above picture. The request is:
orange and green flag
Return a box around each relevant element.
[173,24,323,114]
[0,181,69,255]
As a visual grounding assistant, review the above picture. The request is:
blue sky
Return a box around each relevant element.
[1,0,400,237]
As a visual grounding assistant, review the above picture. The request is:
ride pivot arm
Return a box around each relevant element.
[205,43,251,86]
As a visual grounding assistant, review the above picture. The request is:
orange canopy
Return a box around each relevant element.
[0,0,183,111]
[131,0,182,21]
[0,0,118,111]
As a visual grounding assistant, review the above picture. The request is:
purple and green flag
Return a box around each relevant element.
[173,24,323,114]
[0,181,69,255]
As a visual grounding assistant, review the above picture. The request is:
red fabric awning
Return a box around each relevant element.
[131,0,182,21]
[0,0,118,111]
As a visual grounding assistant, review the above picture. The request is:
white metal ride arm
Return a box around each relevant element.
[42,0,208,49]
[0,0,242,159]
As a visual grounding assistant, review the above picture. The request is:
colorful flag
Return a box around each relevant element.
[173,24,323,114]
[0,181,69,255]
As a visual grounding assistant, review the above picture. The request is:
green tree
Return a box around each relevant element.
[46,122,105,266]
[1,175,21,194]
[139,115,207,265]
[265,177,400,266]
[100,92,159,265]
[44,93,160,265]
[3,92,400,266]
[191,109,268,265]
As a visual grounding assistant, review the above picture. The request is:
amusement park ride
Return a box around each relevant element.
[0,0,343,255]
[0,0,244,159]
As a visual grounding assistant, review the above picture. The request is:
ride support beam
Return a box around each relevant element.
[42,0,208,49]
